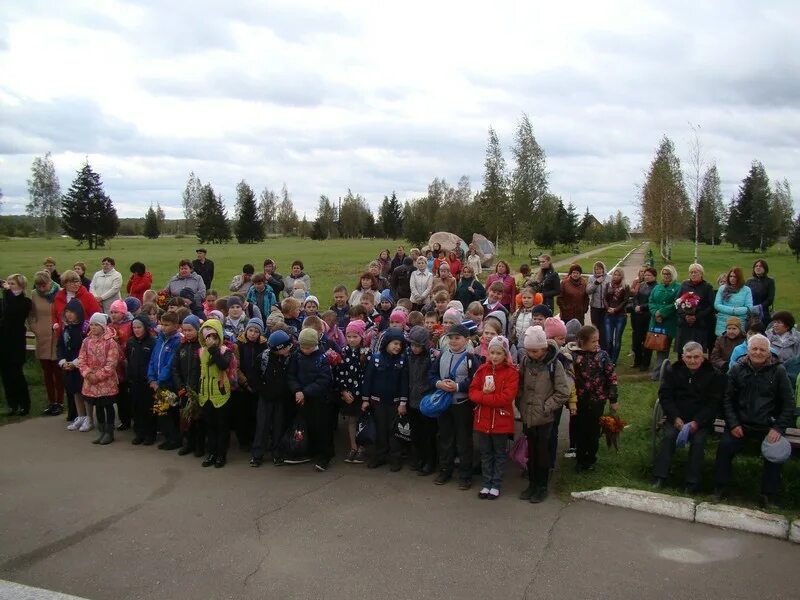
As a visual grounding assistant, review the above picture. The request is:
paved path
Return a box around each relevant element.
[1,416,799,599]
[552,242,629,270]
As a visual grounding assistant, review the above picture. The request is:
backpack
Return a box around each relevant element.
[280,413,309,459]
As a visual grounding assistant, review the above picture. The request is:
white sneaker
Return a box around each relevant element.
[67,416,84,431]
[79,418,94,432]
[488,488,500,499]
[563,448,576,458]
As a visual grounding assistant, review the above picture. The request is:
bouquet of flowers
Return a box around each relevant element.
[179,388,200,432]
[152,388,178,416]
[430,323,444,345]
[325,349,343,367]
[598,414,627,451]
[674,291,701,315]
[156,292,170,310]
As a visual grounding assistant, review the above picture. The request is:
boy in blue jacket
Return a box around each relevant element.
[429,324,479,488]
[287,327,334,472]
[148,311,183,450]
[361,327,409,471]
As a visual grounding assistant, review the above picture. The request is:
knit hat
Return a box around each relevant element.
[208,310,224,321]
[266,312,285,328]
[565,319,582,343]
[447,300,464,312]
[379,289,394,306]
[381,327,406,349]
[132,315,151,333]
[447,324,470,338]
[182,315,201,331]
[346,319,367,338]
[389,310,407,328]
[89,312,108,328]
[544,317,567,339]
[226,297,242,309]
[523,325,547,350]
[179,287,195,301]
[726,316,742,329]
[304,295,319,308]
[268,330,292,351]
[298,327,319,348]
[110,299,128,314]
[488,335,511,355]
[407,325,430,346]
[485,310,508,335]
[393,305,409,315]
[442,308,463,324]
[532,304,553,318]
[246,317,265,335]
[124,297,141,314]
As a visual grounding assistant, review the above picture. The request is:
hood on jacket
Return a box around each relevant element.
[403,256,414,266]
[63,298,85,323]
[592,261,607,274]
[131,316,152,341]
[485,310,508,334]
[379,327,406,353]
[200,319,225,348]
[525,340,560,367]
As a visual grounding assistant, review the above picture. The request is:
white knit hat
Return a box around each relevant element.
[523,325,547,350]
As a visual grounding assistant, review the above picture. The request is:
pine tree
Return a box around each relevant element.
[378,191,403,238]
[788,212,800,262]
[27,152,62,235]
[195,183,231,244]
[234,180,264,243]
[60,161,119,249]
[182,171,203,234]
[482,126,509,247]
[510,113,548,254]
[143,205,160,239]
[727,161,775,251]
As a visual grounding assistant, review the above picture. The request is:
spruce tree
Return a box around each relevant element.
[727,161,775,251]
[196,183,231,244]
[510,113,548,254]
[696,165,724,245]
[234,180,264,243]
[61,161,119,249]
[143,205,160,239]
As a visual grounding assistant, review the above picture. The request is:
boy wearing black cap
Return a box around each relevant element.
[429,324,479,488]
[361,327,409,470]
[252,330,294,466]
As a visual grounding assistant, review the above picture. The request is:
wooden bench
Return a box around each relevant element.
[712,419,800,449]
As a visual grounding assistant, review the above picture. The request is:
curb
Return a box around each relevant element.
[571,487,798,542]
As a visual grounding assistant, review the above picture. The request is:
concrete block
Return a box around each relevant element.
[789,519,800,544]
[695,502,789,539]
[571,486,696,521]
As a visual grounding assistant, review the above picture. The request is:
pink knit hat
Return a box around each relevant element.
[110,299,128,314]
[346,319,367,338]
[442,308,463,324]
[389,310,408,327]
[523,325,548,350]
[544,317,567,339]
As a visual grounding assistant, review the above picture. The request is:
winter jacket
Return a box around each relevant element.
[572,346,618,404]
[586,266,608,309]
[648,282,681,339]
[197,320,234,408]
[52,287,101,330]
[714,285,753,336]
[0,289,32,365]
[765,325,800,364]
[30,287,59,361]
[390,259,414,299]
[229,274,253,295]
[165,272,206,300]
[126,272,153,302]
[429,347,479,405]
[746,273,775,320]
[433,275,456,299]
[454,276,485,309]
[658,359,725,428]
[334,345,369,415]
[245,285,278,321]
[724,356,795,433]
[57,299,87,394]
[539,267,561,311]
[223,315,249,341]
[285,271,311,298]
[127,332,155,391]
[408,348,434,409]
[515,342,570,427]
[469,361,519,434]
[171,337,200,392]
[362,339,409,405]
[604,282,630,316]
[147,330,181,389]
[236,334,268,392]
[389,252,407,274]
[260,349,292,403]
[330,303,350,330]
[557,277,589,322]
[510,307,534,349]
[447,254,462,280]
[410,270,434,305]
[485,273,515,310]
[710,333,746,373]
[192,258,214,289]
[557,345,578,412]
[89,269,123,313]
[287,347,333,401]
[78,327,120,398]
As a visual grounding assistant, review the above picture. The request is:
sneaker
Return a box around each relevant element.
[563,448,576,458]
[67,416,84,431]
[314,459,330,472]
[202,454,216,467]
[343,449,356,464]
[488,488,500,500]
[249,457,263,468]
[457,478,472,491]
[273,456,284,466]
[351,450,366,465]
[283,457,311,465]
[41,404,55,416]
[79,419,94,433]
[433,471,452,485]
[51,404,64,416]
[478,487,490,500]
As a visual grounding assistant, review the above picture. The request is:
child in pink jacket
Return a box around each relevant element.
[79,313,121,445]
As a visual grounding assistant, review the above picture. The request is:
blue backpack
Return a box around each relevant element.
[420,353,469,417]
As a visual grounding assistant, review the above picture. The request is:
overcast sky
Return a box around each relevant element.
[1,1,798,221]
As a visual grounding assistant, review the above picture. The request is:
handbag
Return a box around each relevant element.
[644,326,669,352]
[355,411,376,446]
[420,353,469,418]
[280,413,309,460]
[509,436,528,470]
[392,414,412,443]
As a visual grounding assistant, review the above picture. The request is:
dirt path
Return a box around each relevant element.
[552,242,627,269]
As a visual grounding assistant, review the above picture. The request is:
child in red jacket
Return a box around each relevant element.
[469,335,519,499]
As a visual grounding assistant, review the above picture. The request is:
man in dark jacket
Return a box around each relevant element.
[192,249,214,289]
[653,342,725,492]
[390,256,414,300]
[714,334,795,507]
[263,259,285,297]
[537,255,561,311]
[674,265,715,357]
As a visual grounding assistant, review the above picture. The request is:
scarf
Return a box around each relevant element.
[35,281,61,303]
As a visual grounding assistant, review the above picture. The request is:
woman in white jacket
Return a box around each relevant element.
[89,257,123,314]
[409,257,433,311]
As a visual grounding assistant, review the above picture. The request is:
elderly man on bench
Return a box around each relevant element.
[714,334,796,509]
[652,341,726,493]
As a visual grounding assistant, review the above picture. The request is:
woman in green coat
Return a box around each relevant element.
[648,264,680,380]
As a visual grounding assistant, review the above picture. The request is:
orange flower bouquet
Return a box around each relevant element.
[598,414,627,451]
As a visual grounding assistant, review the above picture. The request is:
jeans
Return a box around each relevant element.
[437,401,474,481]
[478,432,508,489]
[604,313,627,364]
[714,429,783,495]
[653,423,708,485]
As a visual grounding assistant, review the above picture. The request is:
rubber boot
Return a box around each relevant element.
[92,423,105,444]
[99,422,114,445]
